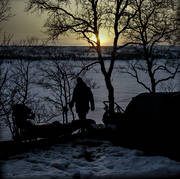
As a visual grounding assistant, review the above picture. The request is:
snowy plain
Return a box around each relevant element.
[2,139,180,179]
[1,46,180,178]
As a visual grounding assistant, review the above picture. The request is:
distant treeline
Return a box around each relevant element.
[0,45,179,61]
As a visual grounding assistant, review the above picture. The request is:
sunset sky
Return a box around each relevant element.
[2,0,179,46]
[2,0,111,46]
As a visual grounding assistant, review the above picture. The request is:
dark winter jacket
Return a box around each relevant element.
[70,80,94,113]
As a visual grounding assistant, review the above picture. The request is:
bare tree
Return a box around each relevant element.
[0,0,14,45]
[0,0,13,25]
[0,62,12,129]
[121,0,179,92]
[0,31,13,45]
[26,0,136,113]
[0,0,14,132]
[37,59,77,124]
[0,60,21,139]
[10,60,36,105]
[5,60,39,139]
[176,0,180,45]
[16,36,48,46]
[1,59,63,140]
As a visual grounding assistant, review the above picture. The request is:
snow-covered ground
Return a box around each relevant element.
[1,139,180,179]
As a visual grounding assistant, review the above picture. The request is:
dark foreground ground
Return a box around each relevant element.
[1,128,180,179]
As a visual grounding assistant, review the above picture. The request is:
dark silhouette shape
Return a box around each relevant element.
[12,104,70,141]
[101,92,180,161]
[102,101,124,126]
[12,103,96,141]
[12,104,35,130]
[102,92,180,133]
[124,92,180,126]
[70,77,95,120]
[123,92,180,160]
[12,104,36,140]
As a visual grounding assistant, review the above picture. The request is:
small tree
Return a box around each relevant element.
[37,59,76,124]
[0,32,13,45]
[176,0,180,45]
[0,0,13,109]
[6,60,38,139]
[17,36,48,46]
[0,0,14,45]
[0,0,13,25]
[10,60,36,105]
[26,0,137,113]
[122,0,179,92]
[0,61,13,130]
[0,0,14,137]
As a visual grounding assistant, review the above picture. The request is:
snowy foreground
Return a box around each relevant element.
[1,138,180,179]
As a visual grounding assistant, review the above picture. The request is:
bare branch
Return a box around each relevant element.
[155,64,180,86]
[0,0,13,24]
[75,60,99,78]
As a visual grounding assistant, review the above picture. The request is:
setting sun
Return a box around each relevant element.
[90,31,108,46]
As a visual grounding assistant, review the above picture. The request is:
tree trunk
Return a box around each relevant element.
[105,75,115,113]
[147,59,156,92]
[150,76,156,93]
[96,27,115,113]
[97,52,115,113]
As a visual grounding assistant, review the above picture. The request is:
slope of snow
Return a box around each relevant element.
[1,139,180,178]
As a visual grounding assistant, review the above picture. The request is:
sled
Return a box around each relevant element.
[12,104,96,141]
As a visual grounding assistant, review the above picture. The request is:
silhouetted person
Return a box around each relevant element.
[70,77,95,120]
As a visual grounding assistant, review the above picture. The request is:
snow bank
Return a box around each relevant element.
[1,139,180,178]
